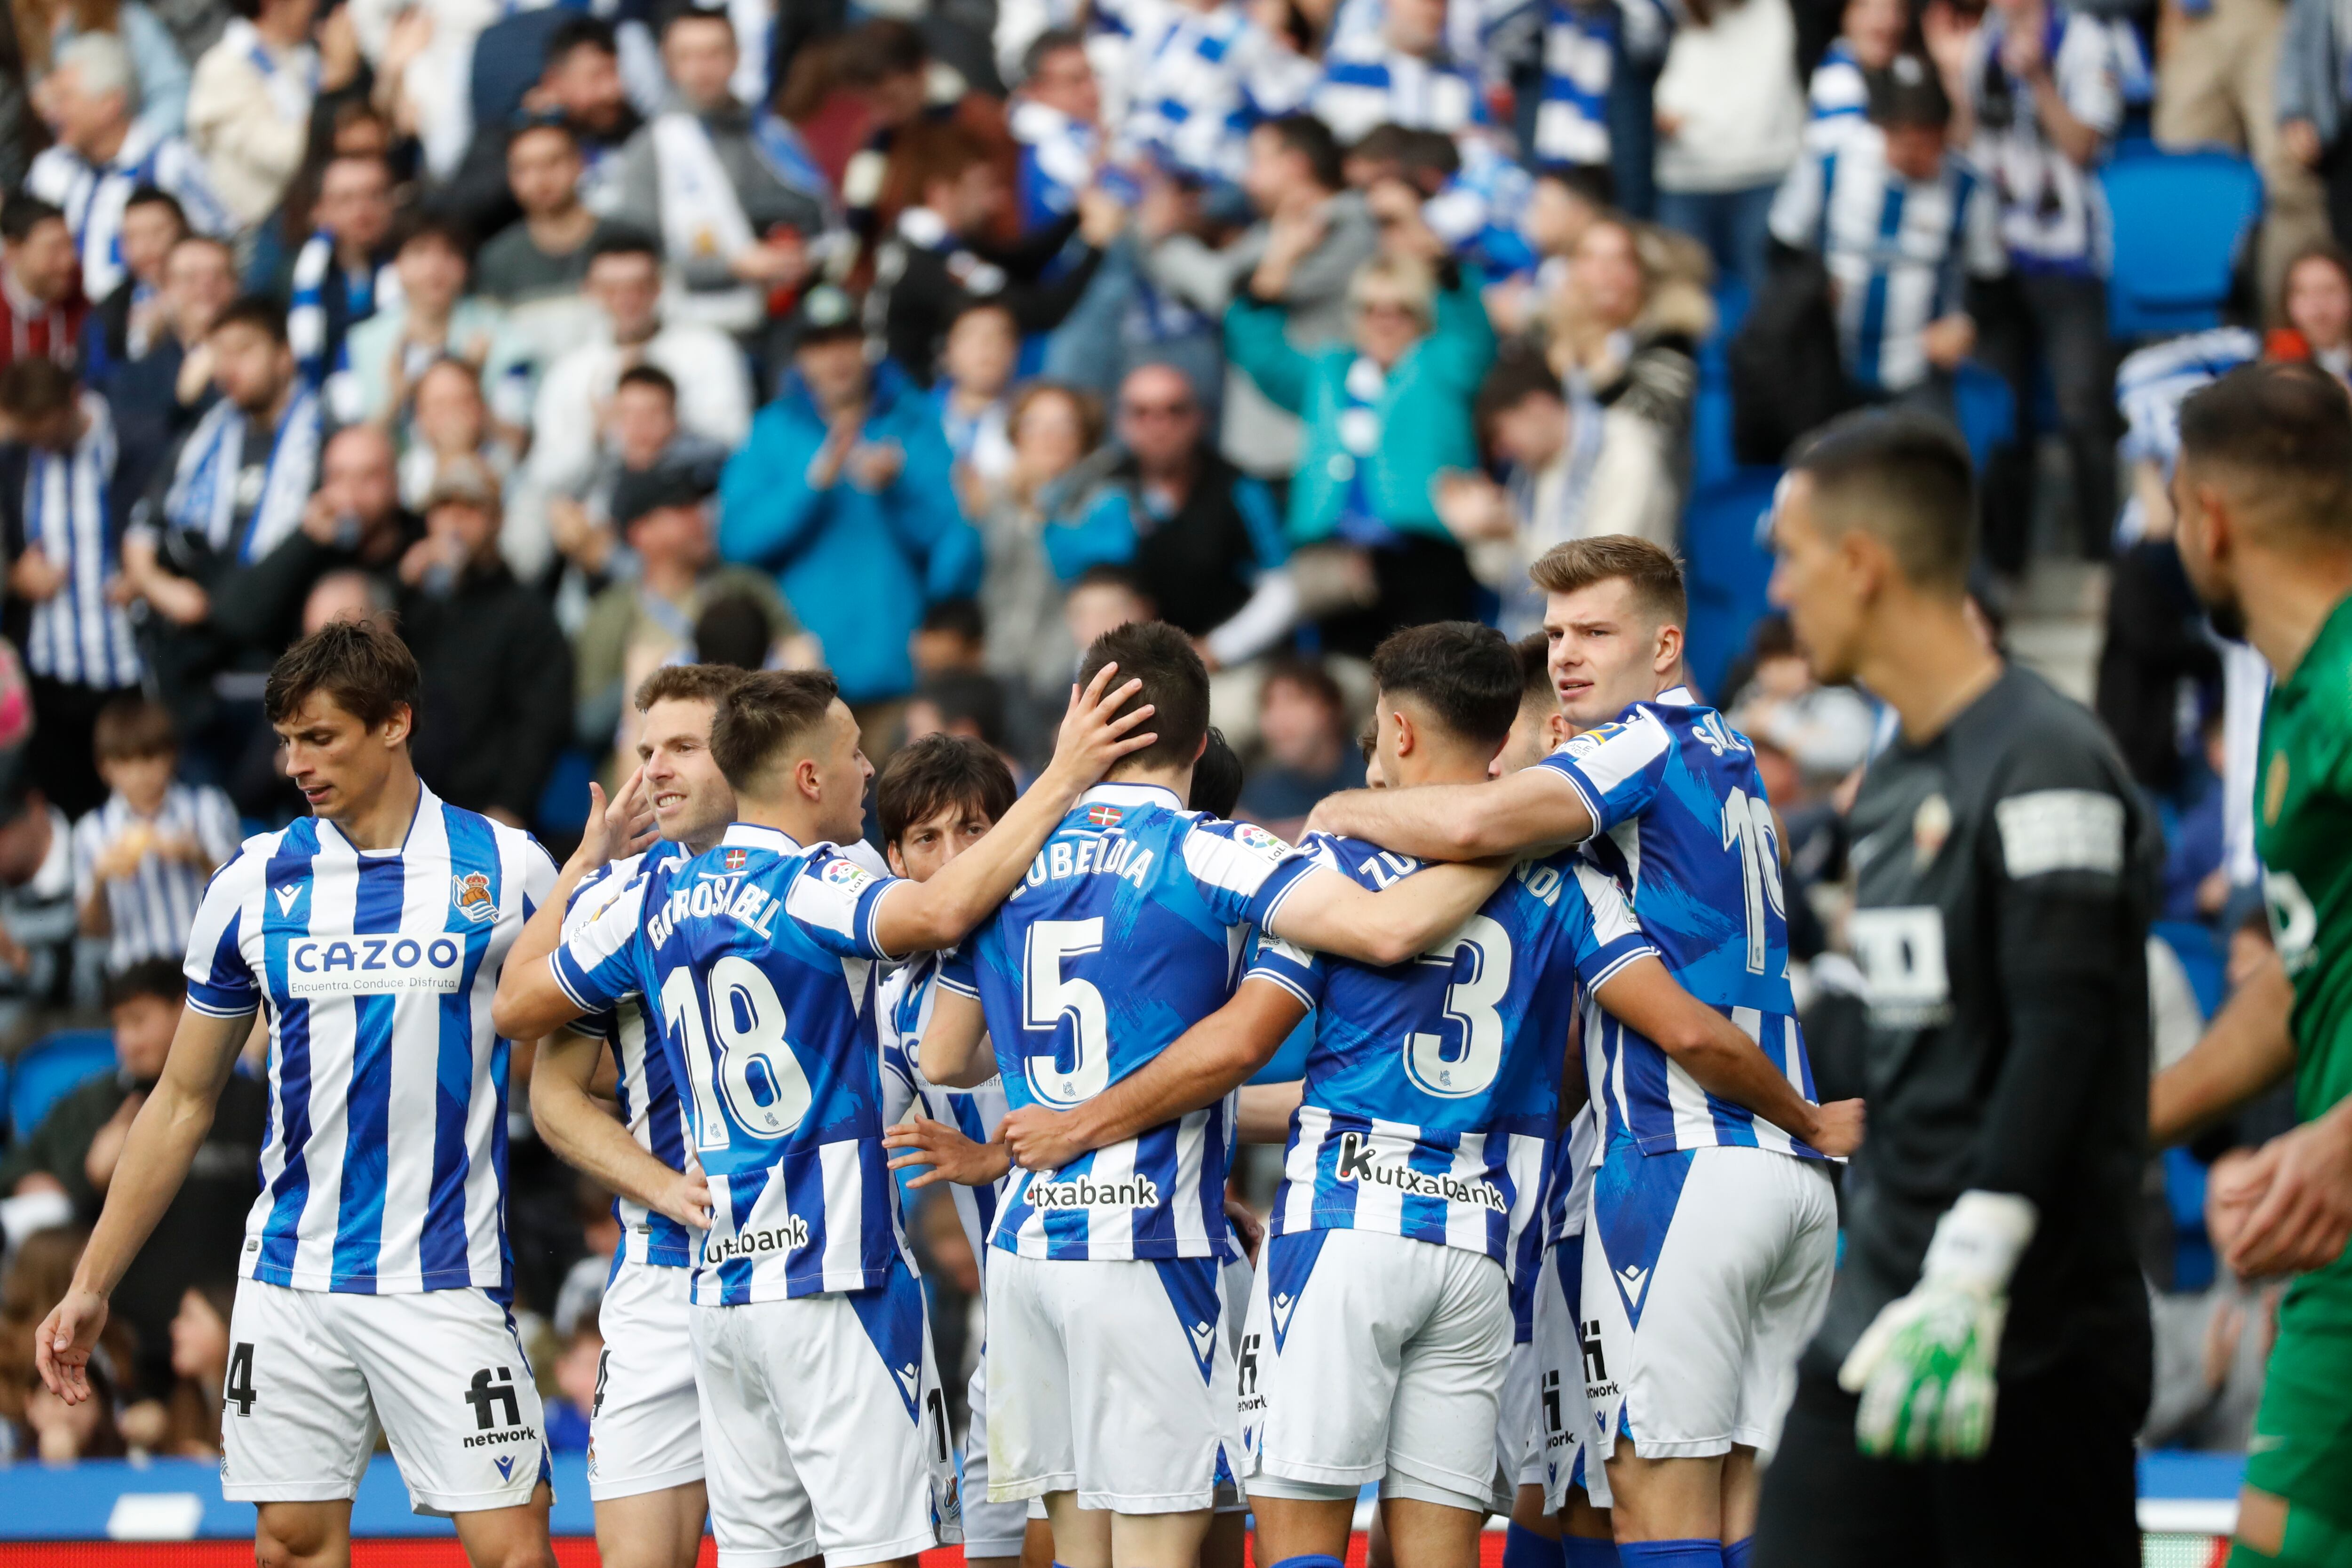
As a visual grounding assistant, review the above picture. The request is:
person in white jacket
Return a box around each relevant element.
[1651,0,1805,297]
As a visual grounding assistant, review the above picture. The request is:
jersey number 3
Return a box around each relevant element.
[1405,914,1511,1099]
[663,957,813,1149]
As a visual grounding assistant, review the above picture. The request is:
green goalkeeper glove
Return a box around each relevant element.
[1838,1190,2037,1461]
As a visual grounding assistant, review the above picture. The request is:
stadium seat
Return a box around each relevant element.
[1951,360,2016,471]
[1682,465,1785,699]
[8,1030,117,1141]
[2101,151,2263,341]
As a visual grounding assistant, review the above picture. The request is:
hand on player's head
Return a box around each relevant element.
[1045,661,1156,788]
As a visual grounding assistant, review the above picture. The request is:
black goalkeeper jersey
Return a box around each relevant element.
[1812,665,2156,1396]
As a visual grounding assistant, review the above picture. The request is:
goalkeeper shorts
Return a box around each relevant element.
[2241,1276,2352,1556]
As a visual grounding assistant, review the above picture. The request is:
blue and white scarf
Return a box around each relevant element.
[288,230,400,388]
[160,383,322,565]
[1331,355,1403,549]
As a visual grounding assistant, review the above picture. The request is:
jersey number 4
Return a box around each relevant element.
[663,957,813,1149]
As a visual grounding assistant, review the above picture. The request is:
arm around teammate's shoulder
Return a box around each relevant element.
[1303,764,1595,862]
[1259,851,1516,965]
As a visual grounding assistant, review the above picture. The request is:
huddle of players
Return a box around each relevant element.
[23,399,2204,1568]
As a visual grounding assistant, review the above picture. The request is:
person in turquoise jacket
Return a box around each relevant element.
[1224,244,1496,653]
[718,297,983,708]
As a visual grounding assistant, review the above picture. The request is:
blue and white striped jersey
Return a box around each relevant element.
[938,782,1316,1262]
[2113,326,2260,541]
[1260,839,1650,1285]
[552,823,914,1306]
[1117,2,1319,182]
[878,950,1014,1274]
[563,846,694,1271]
[1536,687,1826,1161]
[1312,34,1485,146]
[180,781,558,1295]
[1967,6,2121,272]
[5,392,141,691]
[24,121,234,302]
[1534,1,1613,167]
[1767,128,2006,391]
[1010,100,1099,229]
[1540,1099,1601,1249]
[1804,39,1871,153]
[72,781,241,973]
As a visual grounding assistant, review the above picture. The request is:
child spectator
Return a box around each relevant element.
[155,1278,235,1457]
[72,696,238,973]
[1236,655,1365,837]
[543,1317,601,1453]
[936,302,1022,513]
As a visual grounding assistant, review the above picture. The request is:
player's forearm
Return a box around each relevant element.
[1066,983,1305,1151]
[491,956,587,1040]
[1237,1080,1303,1144]
[2151,953,2296,1146]
[921,991,995,1088]
[879,765,1091,955]
[1276,859,1511,965]
[529,1038,683,1212]
[1310,772,1589,862]
[1598,960,1827,1145]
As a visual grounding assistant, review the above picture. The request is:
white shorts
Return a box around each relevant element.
[960,1349,1032,1558]
[222,1279,548,1516]
[1238,1229,1509,1512]
[589,1260,703,1502]
[1582,1143,1836,1464]
[1493,1338,1544,1510]
[1530,1235,1612,1514]
[690,1269,960,1568]
[985,1250,1242,1513]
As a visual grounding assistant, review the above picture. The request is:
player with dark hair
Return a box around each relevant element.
[1753,409,2156,1568]
[2150,361,2352,1568]
[39,619,564,1568]
[1492,633,1570,775]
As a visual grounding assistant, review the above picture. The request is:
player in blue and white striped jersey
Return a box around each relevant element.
[37,621,561,1568]
[524,666,754,1568]
[1303,540,1861,1564]
[493,663,1163,1568]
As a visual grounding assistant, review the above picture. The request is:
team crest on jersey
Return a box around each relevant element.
[1561,722,1624,758]
[451,872,495,923]
[725,848,748,871]
[823,858,874,891]
[1232,822,1288,858]
[1086,804,1122,828]
[1912,793,1952,868]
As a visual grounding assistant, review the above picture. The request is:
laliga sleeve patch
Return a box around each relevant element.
[1230,822,1292,860]
[1993,789,2124,879]
[822,857,876,892]
[1559,723,1625,759]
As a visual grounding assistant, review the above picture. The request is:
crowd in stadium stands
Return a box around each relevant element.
[0,0,2316,1467]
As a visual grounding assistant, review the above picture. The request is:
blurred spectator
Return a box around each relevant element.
[719,286,979,720]
[1441,345,1676,637]
[1227,251,1494,653]
[0,195,87,371]
[1236,655,1364,836]
[614,6,825,339]
[979,380,1129,706]
[332,213,519,430]
[0,1228,135,1451]
[1532,0,1617,172]
[0,963,263,1397]
[396,358,520,517]
[25,32,230,305]
[84,185,183,376]
[1542,215,1706,524]
[70,696,236,973]
[936,301,1020,511]
[1651,0,1804,296]
[442,16,641,244]
[98,232,232,494]
[2160,716,2230,925]
[0,357,144,818]
[1008,27,1100,232]
[0,780,85,1031]
[1807,0,1909,152]
[1116,0,1318,185]
[185,0,322,229]
[16,0,190,140]
[1939,0,2125,568]
[472,117,628,377]
[153,1278,234,1457]
[544,362,725,593]
[1483,162,1611,335]
[302,565,396,634]
[397,460,571,825]
[1764,58,2003,413]
[1067,361,1297,670]
[2265,242,2352,382]
[903,668,1021,778]
[911,597,989,678]
[1061,561,1155,653]
[573,460,801,762]
[278,152,399,389]
[1723,614,1877,796]
[1311,0,1481,146]
[543,1316,600,1453]
[2144,1145,2280,1450]
[870,120,1120,387]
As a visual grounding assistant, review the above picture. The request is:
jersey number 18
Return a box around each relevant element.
[662,957,813,1148]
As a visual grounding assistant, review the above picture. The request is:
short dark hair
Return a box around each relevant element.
[710,670,841,794]
[392,210,474,263]
[1,193,65,245]
[1869,57,1952,130]
[122,184,188,231]
[1370,622,1521,751]
[658,1,732,40]
[1532,162,1614,208]
[1349,122,1416,169]
[587,227,662,267]
[1512,633,1552,705]
[1020,25,1086,83]
[265,618,420,731]
[634,662,747,713]
[920,597,986,645]
[1475,345,1565,441]
[615,363,679,405]
[835,17,927,83]
[1789,408,1979,590]
[1261,655,1343,719]
[1190,726,1243,819]
[545,13,618,65]
[694,594,771,669]
[913,671,1007,749]
[2177,362,2352,546]
[0,356,76,422]
[1529,535,1688,626]
[877,732,1016,846]
[209,294,290,345]
[1259,114,1343,192]
[1076,620,1208,773]
[93,696,176,763]
[105,958,186,1011]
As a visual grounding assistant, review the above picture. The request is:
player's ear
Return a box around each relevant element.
[380,703,412,748]
[1391,708,1413,757]
[1653,619,1682,677]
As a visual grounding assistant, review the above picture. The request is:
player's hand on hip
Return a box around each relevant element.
[1224,1196,1265,1266]
[1839,1190,2036,1461]
[884,1112,1012,1188]
[2225,1109,2352,1278]
[1041,662,1157,793]
[1000,1106,1086,1172]
[35,1288,109,1405]
[656,1159,713,1231]
[1809,1098,1865,1159]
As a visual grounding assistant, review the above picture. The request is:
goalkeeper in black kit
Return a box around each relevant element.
[1752,414,2158,1568]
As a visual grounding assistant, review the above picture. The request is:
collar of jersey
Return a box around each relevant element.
[1078,781,1182,812]
[1653,684,1696,708]
[315,778,437,858]
[719,821,803,854]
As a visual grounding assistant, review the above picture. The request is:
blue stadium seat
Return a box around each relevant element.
[1951,359,2016,470]
[1682,466,1784,699]
[9,1030,118,1140]
[2100,151,2263,341]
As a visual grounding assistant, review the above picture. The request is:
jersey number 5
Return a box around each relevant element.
[1405,914,1511,1099]
[1023,918,1110,1107]
[663,957,813,1149]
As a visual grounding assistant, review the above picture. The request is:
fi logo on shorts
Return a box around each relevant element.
[465,1367,522,1430]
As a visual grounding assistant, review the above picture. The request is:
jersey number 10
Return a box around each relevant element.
[662,957,813,1148]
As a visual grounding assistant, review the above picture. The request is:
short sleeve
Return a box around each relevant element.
[182,852,261,1017]
[936,943,980,999]
[781,844,903,961]
[1536,708,1675,834]
[560,864,633,1033]
[1181,818,1321,930]
[551,876,651,1016]
[1243,928,1323,1010]
[196,788,241,866]
[1565,862,1660,989]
